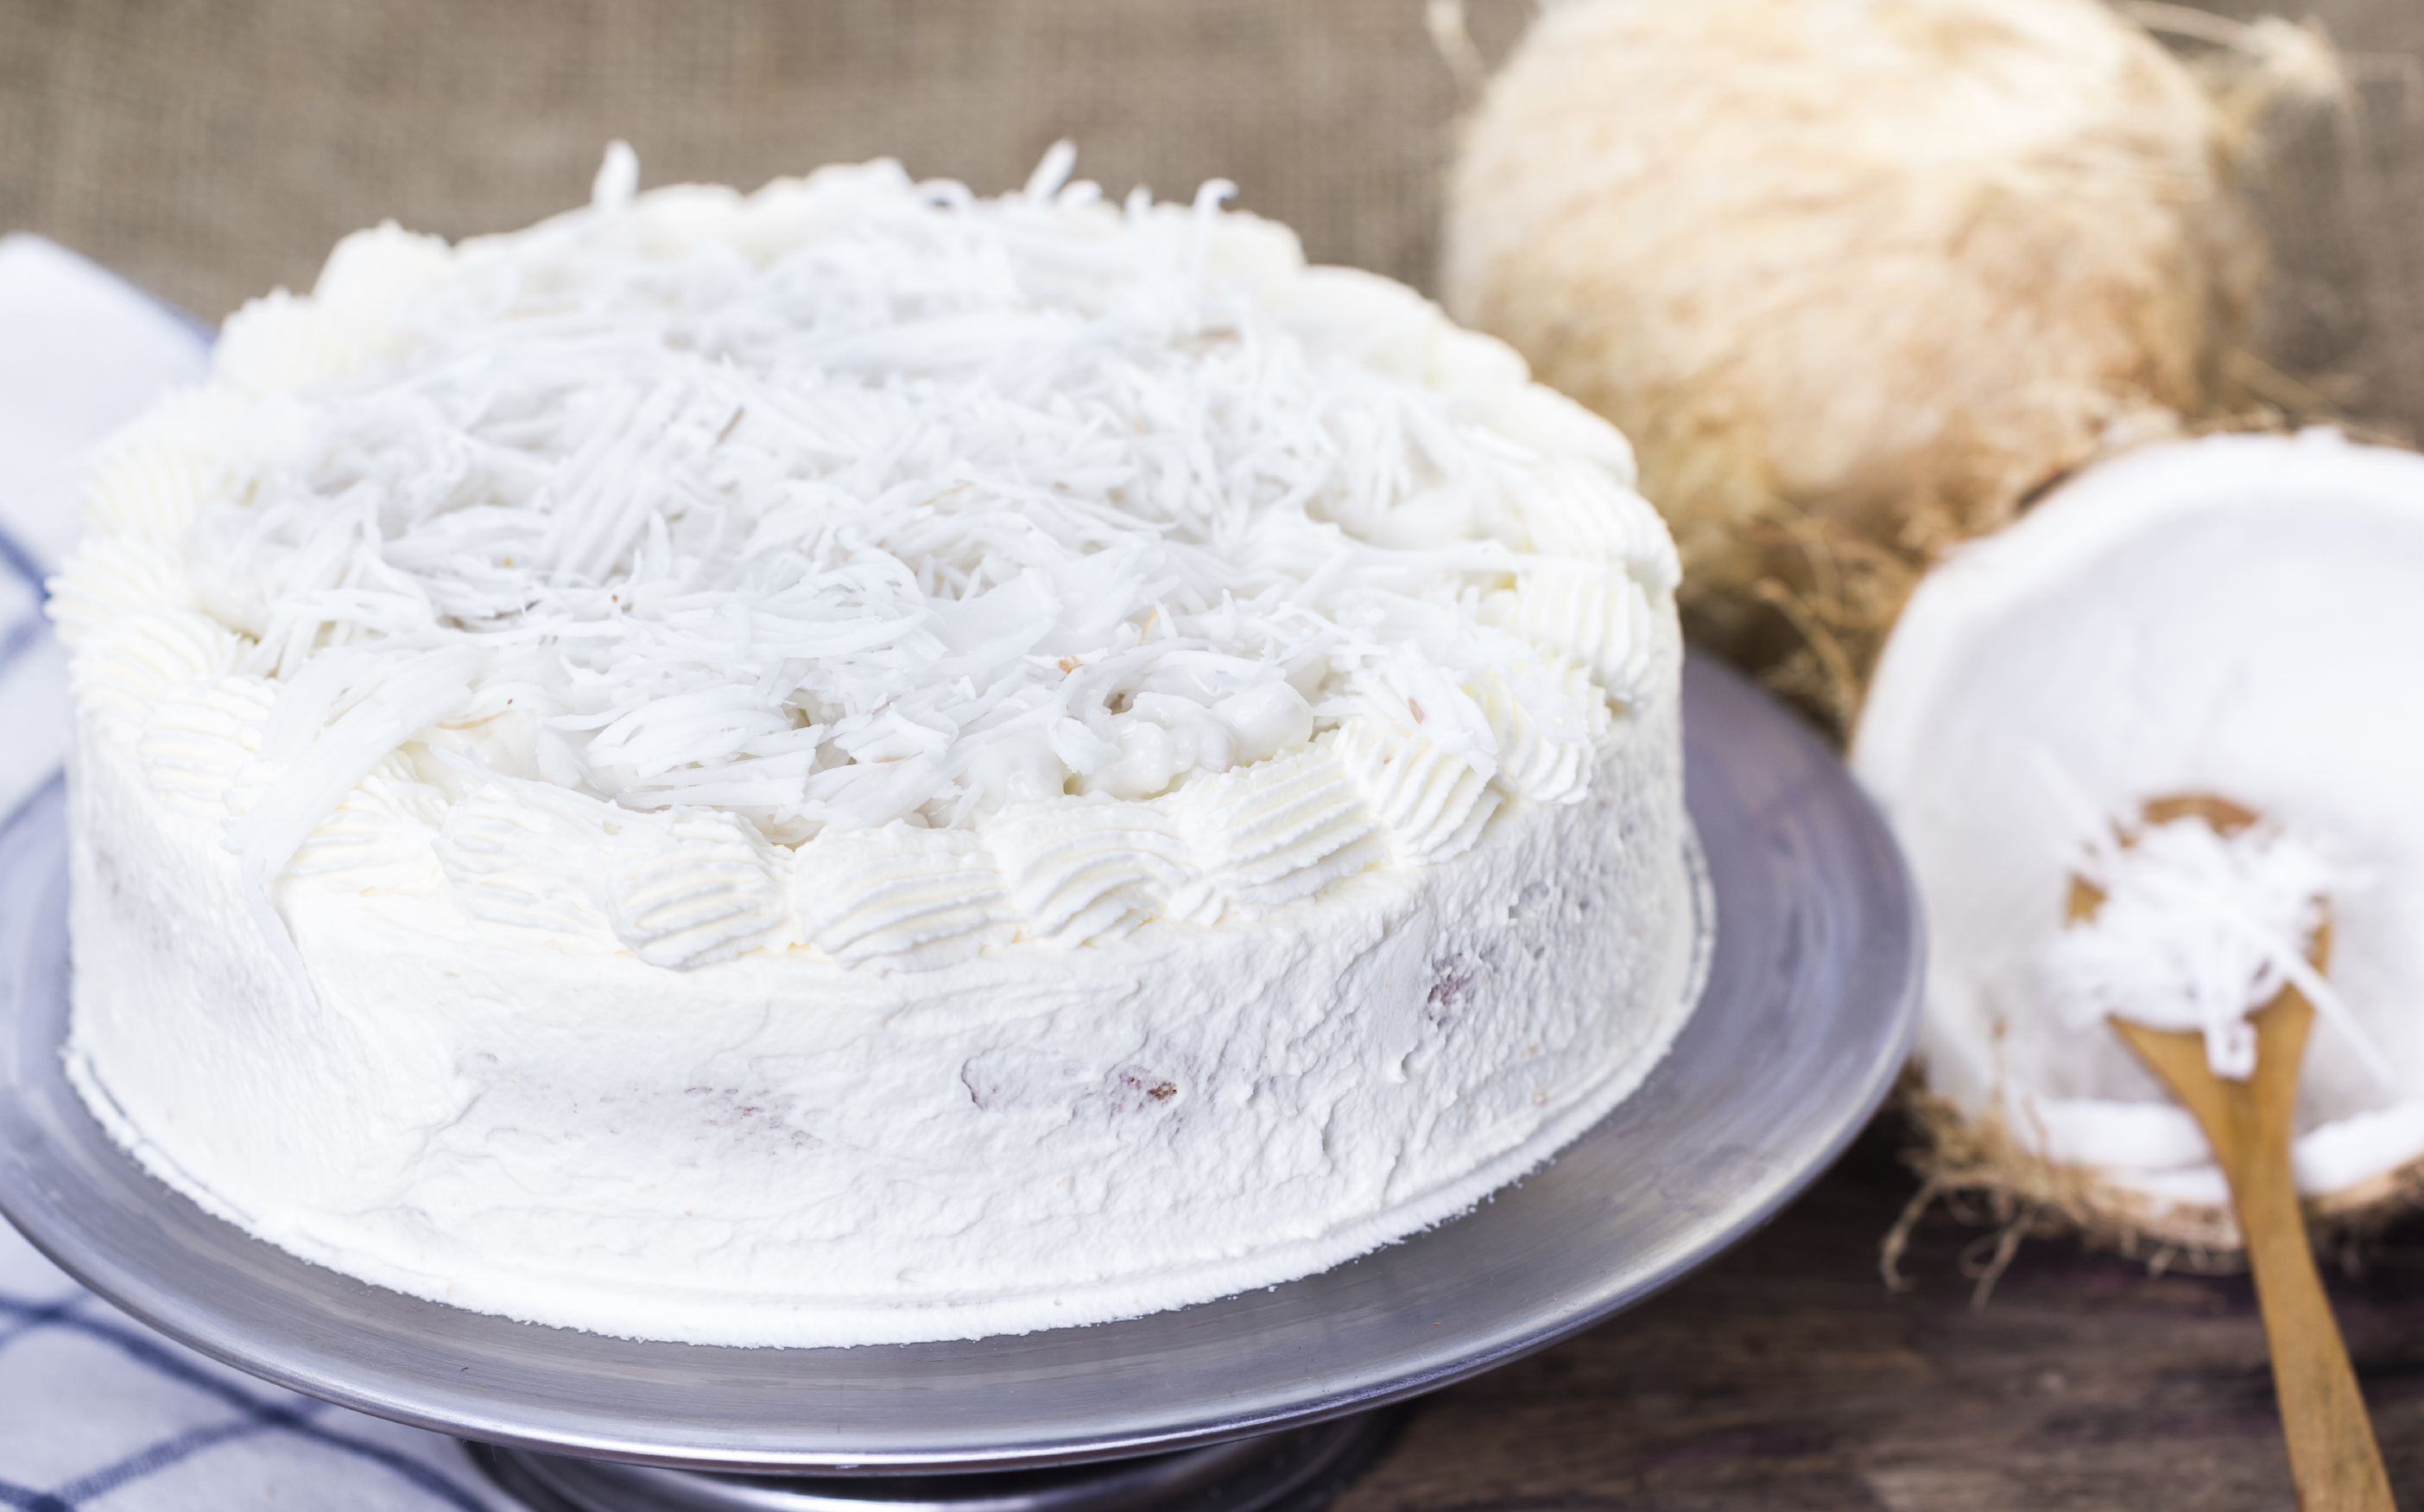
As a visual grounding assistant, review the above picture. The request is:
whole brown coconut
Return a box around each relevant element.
[1440,0,2265,733]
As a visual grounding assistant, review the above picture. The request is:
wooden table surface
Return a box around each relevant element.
[1334,1115,2424,1511]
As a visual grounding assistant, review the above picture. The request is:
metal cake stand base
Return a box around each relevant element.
[465,1412,1402,1512]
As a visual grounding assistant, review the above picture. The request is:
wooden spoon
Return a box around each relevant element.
[2069,794,2393,1512]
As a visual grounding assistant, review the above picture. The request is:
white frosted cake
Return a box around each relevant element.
[50,147,1699,1346]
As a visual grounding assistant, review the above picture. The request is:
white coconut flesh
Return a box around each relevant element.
[1853,430,2424,1227]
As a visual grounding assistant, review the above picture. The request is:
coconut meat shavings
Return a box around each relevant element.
[161,146,1642,917]
[2043,812,2388,1085]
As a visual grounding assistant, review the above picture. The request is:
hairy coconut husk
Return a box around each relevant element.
[1440,0,2339,737]
[1883,1070,2424,1307]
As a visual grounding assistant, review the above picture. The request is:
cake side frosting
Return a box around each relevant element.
[66,665,1688,1344]
[54,149,1699,1344]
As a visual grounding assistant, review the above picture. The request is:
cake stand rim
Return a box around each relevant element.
[0,649,1921,1473]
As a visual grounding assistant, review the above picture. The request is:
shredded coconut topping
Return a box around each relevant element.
[180,149,1633,874]
[58,147,1679,972]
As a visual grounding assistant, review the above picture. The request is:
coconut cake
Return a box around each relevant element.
[49,147,1699,1346]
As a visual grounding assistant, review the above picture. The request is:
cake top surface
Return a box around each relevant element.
[59,146,1679,971]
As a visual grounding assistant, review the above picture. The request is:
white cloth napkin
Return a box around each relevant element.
[0,235,206,830]
[0,236,515,1510]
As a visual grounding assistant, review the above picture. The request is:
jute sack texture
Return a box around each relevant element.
[3,0,2421,441]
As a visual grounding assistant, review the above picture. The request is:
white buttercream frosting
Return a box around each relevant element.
[54,149,1697,1344]
[1855,429,2424,1212]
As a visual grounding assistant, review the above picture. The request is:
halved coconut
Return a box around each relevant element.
[1853,429,2424,1256]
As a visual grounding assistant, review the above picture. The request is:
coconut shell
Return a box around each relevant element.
[1441,0,2266,735]
[1892,1079,2424,1275]
[1855,430,2424,1269]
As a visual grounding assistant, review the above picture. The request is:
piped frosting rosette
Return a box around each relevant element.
[1854,429,2424,1254]
[51,144,1678,978]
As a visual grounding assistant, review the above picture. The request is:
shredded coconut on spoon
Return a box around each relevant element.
[2046,807,2388,1085]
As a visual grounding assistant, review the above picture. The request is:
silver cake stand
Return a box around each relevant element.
[0,652,1921,1512]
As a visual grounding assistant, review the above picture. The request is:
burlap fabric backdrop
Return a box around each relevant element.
[3,0,2421,440]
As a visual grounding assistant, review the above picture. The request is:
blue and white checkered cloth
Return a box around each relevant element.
[0,236,511,1510]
